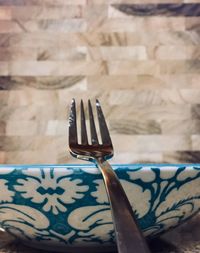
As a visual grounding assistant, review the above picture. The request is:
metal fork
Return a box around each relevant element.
[68,99,151,253]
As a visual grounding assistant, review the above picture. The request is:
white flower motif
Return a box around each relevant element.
[14,168,89,215]
[127,167,156,183]
[0,180,14,203]
[68,205,113,244]
[0,204,50,240]
[91,179,151,218]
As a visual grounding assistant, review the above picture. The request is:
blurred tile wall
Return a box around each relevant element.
[0,0,200,164]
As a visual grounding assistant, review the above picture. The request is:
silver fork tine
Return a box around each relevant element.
[96,99,112,145]
[88,99,99,145]
[80,100,88,145]
[69,98,78,145]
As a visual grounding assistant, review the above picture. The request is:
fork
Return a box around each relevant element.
[68,99,151,253]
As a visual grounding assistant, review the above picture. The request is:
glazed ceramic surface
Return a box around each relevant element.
[0,164,199,252]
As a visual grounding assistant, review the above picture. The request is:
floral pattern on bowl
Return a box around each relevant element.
[0,164,199,252]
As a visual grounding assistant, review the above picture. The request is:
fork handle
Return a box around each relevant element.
[96,158,151,253]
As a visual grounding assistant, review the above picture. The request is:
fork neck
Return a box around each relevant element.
[95,156,105,164]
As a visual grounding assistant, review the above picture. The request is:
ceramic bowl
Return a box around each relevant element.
[0,164,199,252]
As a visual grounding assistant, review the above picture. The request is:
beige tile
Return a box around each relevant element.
[0,7,12,20]
[109,0,182,3]
[110,119,161,135]
[6,121,38,136]
[9,61,60,76]
[37,121,48,135]
[191,105,200,120]
[159,60,200,74]
[5,150,57,164]
[87,46,147,60]
[0,47,37,61]
[56,121,68,136]
[7,19,87,33]
[108,60,160,75]
[0,48,11,60]
[192,135,200,151]
[87,75,167,89]
[140,31,200,46]
[184,1,200,4]
[0,91,9,105]
[37,47,87,61]
[95,18,137,32]
[7,0,87,5]
[137,17,185,31]
[161,120,200,135]
[9,61,107,76]
[10,47,37,60]
[95,18,141,32]
[111,152,163,163]
[109,89,200,105]
[42,0,86,5]
[110,90,164,105]
[46,120,58,135]
[151,46,200,60]
[0,105,50,121]
[8,33,91,47]
[37,19,87,32]
[162,74,200,89]
[112,134,191,152]
[185,17,200,31]
[57,89,102,105]
[0,21,23,33]
[85,5,108,32]
[163,151,196,164]
[46,120,66,136]
[109,104,191,121]
[11,6,84,20]
[2,76,87,90]
[0,103,108,121]
[0,152,5,163]
[191,75,200,88]
[0,62,9,75]
[0,121,6,135]
[7,90,58,106]
[0,136,56,151]
[0,34,10,47]
[111,152,163,164]
[179,89,200,103]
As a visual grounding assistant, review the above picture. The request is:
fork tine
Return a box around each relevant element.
[68,98,78,145]
[88,99,99,145]
[96,99,112,145]
[80,100,88,145]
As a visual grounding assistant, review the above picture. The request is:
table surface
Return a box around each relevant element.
[0,214,199,253]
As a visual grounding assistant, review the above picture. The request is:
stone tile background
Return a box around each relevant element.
[0,1,200,165]
[0,1,200,253]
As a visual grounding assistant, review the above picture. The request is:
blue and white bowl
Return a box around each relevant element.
[0,164,199,252]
